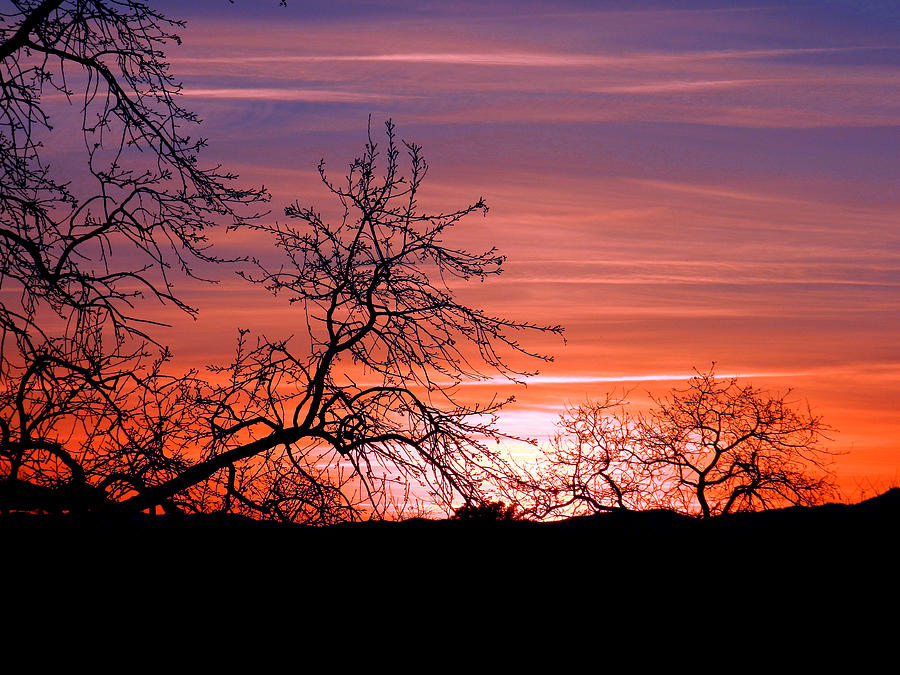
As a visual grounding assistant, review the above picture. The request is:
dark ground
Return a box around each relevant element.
[4,491,897,626]
[5,488,897,568]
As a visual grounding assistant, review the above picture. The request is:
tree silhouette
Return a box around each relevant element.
[508,393,654,519]
[512,369,838,519]
[0,3,562,520]
[1,1,268,514]
[1,1,266,336]
[125,120,562,521]
[452,500,518,521]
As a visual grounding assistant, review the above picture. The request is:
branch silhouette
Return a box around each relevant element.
[115,120,563,521]
[0,2,562,523]
[0,1,277,515]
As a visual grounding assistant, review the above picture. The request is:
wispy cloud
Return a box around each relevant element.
[460,362,900,388]
[629,179,816,205]
[498,258,900,287]
[597,78,769,93]
[461,372,810,386]
[404,99,900,129]
[180,87,400,102]
[177,46,893,68]
[162,2,900,489]
[503,276,900,287]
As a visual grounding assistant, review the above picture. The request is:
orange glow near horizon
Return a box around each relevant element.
[122,1,900,501]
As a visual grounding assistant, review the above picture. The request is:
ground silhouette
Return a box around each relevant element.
[5,489,897,565]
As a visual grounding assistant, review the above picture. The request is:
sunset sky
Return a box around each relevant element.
[149,0,899,496]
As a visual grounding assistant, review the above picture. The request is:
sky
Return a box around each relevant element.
[148,0,899,497]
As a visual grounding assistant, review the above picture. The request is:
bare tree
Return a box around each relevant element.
[112,121,563,521]
[0,1,266,338]
[1,3,562,520]
[638,369,839,517]
[513,369,838,519]
[506,393,653,519]
[0,0,563,521]
[1,1,271,512]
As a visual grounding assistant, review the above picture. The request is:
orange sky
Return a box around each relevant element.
[142,0,900,499]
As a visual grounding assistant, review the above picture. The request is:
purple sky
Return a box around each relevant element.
[142,0,900,494]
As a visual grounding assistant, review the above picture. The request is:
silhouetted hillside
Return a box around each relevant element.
[5,490,898,567]
[5,498,896,625]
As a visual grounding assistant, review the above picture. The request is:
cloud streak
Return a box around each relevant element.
[177,46,895,68]
[460,372,811,386]
[164,0,900,492]
[180,87,402,102]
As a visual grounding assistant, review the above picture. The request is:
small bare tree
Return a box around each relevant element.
[638,369,838,517]
[514,369,838,519]
[508,393,653,519]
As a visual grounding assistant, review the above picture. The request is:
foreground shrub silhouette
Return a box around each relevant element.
[0,2,561,521]
[513,369,839,519]
[452,500,518,521]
